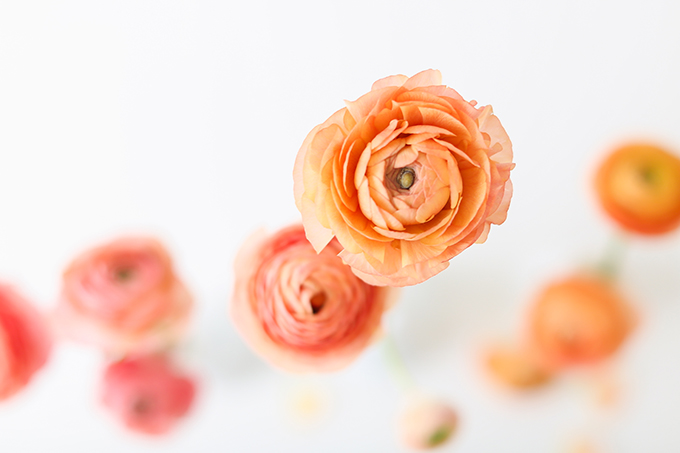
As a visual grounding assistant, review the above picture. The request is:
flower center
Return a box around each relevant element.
[114,266,135,282]
[428,426,453,447]
[131,396,153,416]
[310,292,327,314]
[396,167,416,190]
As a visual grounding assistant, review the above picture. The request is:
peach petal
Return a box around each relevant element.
[403,69,443,89]
[371,74,409,91]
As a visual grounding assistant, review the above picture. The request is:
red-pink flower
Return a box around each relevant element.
[231,224,396,373]
[101,355,196,435]
[0,284,52,400]
[54,237,192,355]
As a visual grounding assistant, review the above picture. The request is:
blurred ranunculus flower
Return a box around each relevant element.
[595,142,680,235]
[54,237,192,355]
[101,355,196,435]
[485,344,552,389]
[231,224,396,372]
[528,275,634,369]
[0,284,52,400]
[294,69,514,286]
[398,398,458,450]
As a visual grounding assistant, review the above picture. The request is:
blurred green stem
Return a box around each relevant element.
[382,333,417,394]
[598,233,628,281]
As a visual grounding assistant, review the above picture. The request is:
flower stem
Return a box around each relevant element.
[597,233,628,281]
[382,333,417,394]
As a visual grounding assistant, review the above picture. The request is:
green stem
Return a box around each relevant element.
[597,233,628,281]
[382,333,417,394]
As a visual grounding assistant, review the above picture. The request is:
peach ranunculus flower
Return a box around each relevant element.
[294,69,514,286]
[101,354,196,435]
[0,284,52,400]
[594,142,680,235]
[398,397,459,450]
[54,237,192,355]
[230,224,397,373]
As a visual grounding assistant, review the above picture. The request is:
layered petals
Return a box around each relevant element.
[54,237,193,355]
[294,70,514,286]
[230,225,396,373]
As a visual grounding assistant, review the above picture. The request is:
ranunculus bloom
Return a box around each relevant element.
[54,237,192,355]
[398,398,458,450]
[101,355,196,435]
[231,224,396,372]
[294,69,514,286]
[485,344,552,389]
[528,275,634,369]
[0,284,52,400]
[595,142,680,235]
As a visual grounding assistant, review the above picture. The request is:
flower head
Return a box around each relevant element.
[398,398,458,450]
[55,237,192,355]
[294,69,514,286]
[595,142,680,235]
[0,284,52,400]
[528,275,634,368]
[231,224,396,372]
[101,355,196,435]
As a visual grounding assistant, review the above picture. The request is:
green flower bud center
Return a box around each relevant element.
[396,167,416,190]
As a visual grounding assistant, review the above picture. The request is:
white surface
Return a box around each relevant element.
[1,1,680,451]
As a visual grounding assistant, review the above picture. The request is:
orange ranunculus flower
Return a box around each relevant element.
[0,284,52,400]
[528,275,634,369]
[294,69,514,286]
[230,224,396,373]
[595,142,680,235]
[485,344,552,389]
[54,237,192,355]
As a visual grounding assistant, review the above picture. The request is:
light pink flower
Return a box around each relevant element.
[294,69,514,286]
[0,284,52,400]
[101,355,196,435]
[398,398,459,450]
[231,224,396,373]
[54,237,192,355]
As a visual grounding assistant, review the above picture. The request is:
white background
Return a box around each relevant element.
[1,1,680,452]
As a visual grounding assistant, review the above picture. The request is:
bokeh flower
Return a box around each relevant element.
[101,355,196,435]
[398,398,458,450]
[294,69,514,286]
[595,142,680,235]
[527,275,634,369]
[0,284,52,400]
[231,224,396,372]
[485,344,552,389]
[54,237,192,355]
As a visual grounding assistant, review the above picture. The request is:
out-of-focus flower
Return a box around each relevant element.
[231,224,396,373]
[294,69,514,286]
[595,142,680,235]
[485,344,552,389]
[54,237,192,355]
[0,284,52,400]
[101,355,196,435]
[527,275,634,369]
[398,398,458,450]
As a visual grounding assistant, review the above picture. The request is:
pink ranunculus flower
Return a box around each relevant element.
[54,237,192,355]
[0,284,52,400]
[101,354,196,435]
[294,69,514,286]
[398,397,459,450]
[231,224,397,373]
